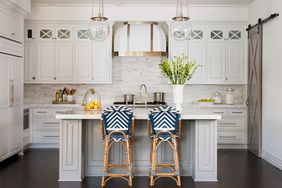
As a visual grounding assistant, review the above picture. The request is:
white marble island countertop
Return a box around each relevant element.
[56,107,222,120]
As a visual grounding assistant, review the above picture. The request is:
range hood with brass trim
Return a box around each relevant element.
[113,22,168,57]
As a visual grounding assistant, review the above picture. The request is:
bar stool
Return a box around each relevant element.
[148,105,182,186]
[101,105,134,187]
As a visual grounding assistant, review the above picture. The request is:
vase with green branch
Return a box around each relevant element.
[159,54,200,110]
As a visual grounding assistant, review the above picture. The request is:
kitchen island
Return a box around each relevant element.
[56,107,221,182]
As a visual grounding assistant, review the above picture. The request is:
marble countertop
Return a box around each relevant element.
[56,107,222,120]
[24,103,247,109]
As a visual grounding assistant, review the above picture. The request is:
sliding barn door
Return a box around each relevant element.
[247,25,263,157]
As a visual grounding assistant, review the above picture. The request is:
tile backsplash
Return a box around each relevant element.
[24,57,247,107]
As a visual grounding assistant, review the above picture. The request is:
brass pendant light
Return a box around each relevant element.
[89,0,110,41]
[170,0,191,41]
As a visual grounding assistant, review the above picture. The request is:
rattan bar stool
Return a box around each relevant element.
[101,105,134,187]
[148,105,182,186]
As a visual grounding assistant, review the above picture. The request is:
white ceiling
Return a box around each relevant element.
[31,0,255,6]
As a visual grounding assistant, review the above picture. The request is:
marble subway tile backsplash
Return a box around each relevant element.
[24,57,246,107]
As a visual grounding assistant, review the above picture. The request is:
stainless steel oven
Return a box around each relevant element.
[23,109,29,130]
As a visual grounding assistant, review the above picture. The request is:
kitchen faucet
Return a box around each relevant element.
[139,84,148,107]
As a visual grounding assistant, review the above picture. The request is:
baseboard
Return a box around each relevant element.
[262,150,282,170]
[28,143,59,149]
[218,144,247,149]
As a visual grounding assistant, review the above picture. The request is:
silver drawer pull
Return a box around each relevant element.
[220,136,237,139]
[43,136,59,138]
[37,111,48,114]
[220,123,236,125]
[214,112,224,114]
[56,111,66,114]
[43,122,60,125]
[232,112,243,114]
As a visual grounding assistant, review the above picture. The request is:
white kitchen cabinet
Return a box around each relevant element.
[188,41,206,83]
[225,29,245,83]
[0,6,24,43]
[206,41,226,82]
[24,27,36,82]
[55,41,73,81]
[169,39,188,58]
[208,107,247,149]
[0,7,13,39]
[11,15,24,42]
[74,41,93,82]
[37,41,55,81]
[169,24,246,85]
[92,40,112,84]
[0,0,26,163]
[0,109,9,161]
[0,55,9,106]
[9,105,23,154]
[74,28,93,82]
[36,26,73,82]
[30,107,72,148]
[226,42,244,83]
[24,42,36,82]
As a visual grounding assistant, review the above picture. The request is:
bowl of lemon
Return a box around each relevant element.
[85,101,101,111]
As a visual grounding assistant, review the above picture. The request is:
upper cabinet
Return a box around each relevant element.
[24,23,112,84]
[0,6,24,43]
[169,24,246,85]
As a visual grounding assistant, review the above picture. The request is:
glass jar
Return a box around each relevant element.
[226,89,234,105]
[82,88,101,110]
[213,92,222,104]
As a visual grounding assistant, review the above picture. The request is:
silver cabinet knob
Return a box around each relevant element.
[54,77,56,80]
[92,77,94,80]
[11,33,15,36]
[32,76,36,80]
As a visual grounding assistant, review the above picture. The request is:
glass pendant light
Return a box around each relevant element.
[89,0,110,41]
[170,0,191,41]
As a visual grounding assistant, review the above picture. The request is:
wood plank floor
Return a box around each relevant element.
[0,149,282,188]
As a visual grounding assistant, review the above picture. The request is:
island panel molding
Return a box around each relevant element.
[56,108,220,182]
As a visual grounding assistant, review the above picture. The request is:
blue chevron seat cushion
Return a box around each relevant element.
[102,105,133,135]
[149,105,181,135]
[109,132,127,142]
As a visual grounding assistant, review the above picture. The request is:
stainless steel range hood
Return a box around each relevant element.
[113,22,168,57]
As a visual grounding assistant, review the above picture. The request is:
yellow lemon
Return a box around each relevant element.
[90,103,95,108]
[85,105,91,110]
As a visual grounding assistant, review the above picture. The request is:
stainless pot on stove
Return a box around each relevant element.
[123,94,135,104]
[153,92,166,104]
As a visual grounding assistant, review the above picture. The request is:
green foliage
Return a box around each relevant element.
[159,55,201,85]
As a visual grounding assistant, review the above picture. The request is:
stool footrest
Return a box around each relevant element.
[156,163,175,167]
[109,164,130,167]
[154,172,178,177]
[107,173,130,177]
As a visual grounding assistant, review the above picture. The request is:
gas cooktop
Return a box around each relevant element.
[113,102,166,108]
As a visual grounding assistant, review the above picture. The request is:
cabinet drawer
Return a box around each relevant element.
[33,119,60,128]
[218,119,244,129]
[218,131,245,144]
[211,109,228,117]
[229,109,246,117]
[33,129,59,143]
[52,108,71,115]
[33,109,52,116]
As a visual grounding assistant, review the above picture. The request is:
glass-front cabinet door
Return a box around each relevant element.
[56,27,73,40]
[38,27,54,40]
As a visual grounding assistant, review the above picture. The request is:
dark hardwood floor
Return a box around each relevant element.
[0,149,282,188]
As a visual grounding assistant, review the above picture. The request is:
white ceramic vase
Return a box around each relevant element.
[173,85,184,111]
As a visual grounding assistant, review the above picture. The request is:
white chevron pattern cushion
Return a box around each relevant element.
[149,105,181,131]
[102,106,133,131]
